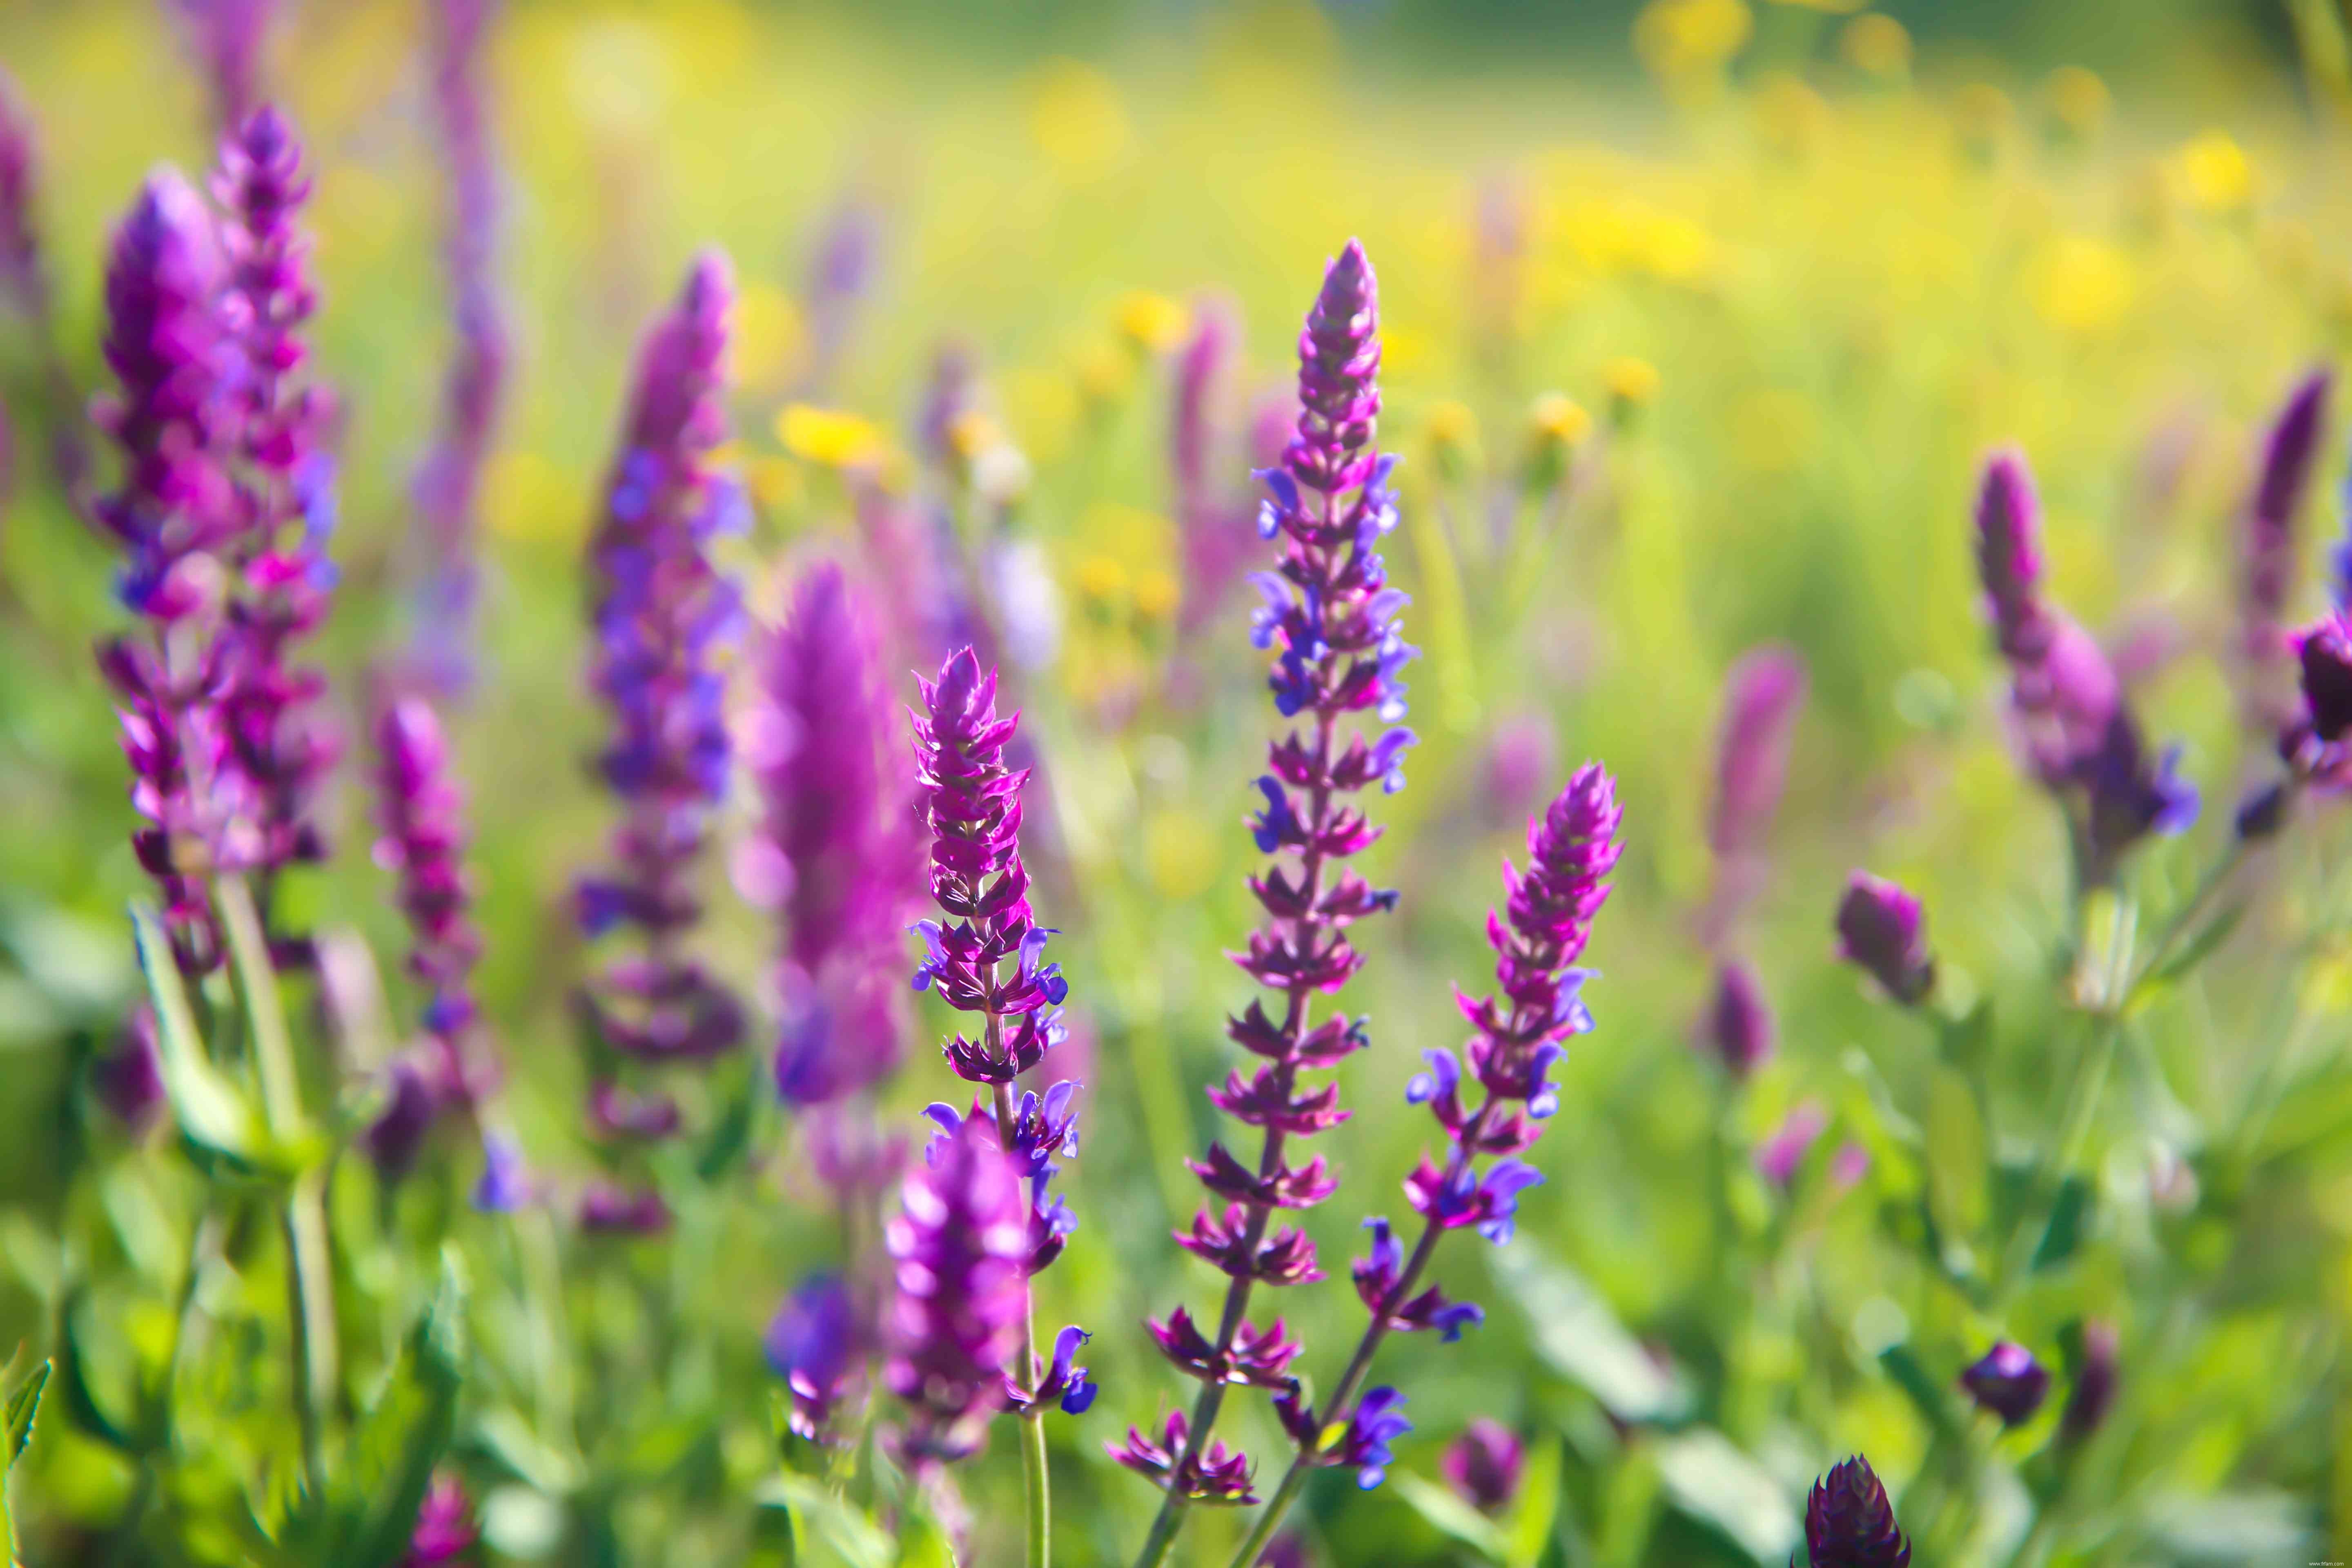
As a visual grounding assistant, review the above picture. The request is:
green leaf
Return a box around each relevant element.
[2029,1174,2093,1272]
[695,1055,763,1183]
[130,906,264,1172]
[343,1250,470,1566]
[894,1508,958,1568]
[1501,1437,1563,1568]
[1394,1471,1508,1562]
[1878,1343,1958,1438]
[1924,1062,1990,1253]
[1490,1244,1692,1425]
[1650,1429,1800,1566]
[55,1291,136,1453]
[2145,1490,2314,1561]
[756,1472,894,1568]
[4,1358,47,1468]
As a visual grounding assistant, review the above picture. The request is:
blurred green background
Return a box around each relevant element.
[4,0,2352,1563]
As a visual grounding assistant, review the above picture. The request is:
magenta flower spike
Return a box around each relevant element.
[401,1472,478,1566]
[1959,1339,2050,1427]
[883,1118,1027,1465]
[1174,294,1253,636]
[407,0,510,696]
[1700,957,1774,1078]
[750,560,918,1106]
[0,67,93,514]
[1120,240,1417,1524]
[2059,1320,2118,1445]
[572,250,748,1225]
[1972,448,2196,883]
[92,170,237,974]
[210,107,341,927]
[365,695,494,1179]
[1804,1456,1911,1567]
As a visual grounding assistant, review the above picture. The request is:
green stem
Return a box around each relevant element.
[1997,1013,2120,1301]
[216,873,335,1492]
[1224,1461,1312,1568]
[993,1078,1050,1568]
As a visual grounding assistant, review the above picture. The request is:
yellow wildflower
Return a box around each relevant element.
[1755,73,1832,160]
[777,405,890,470]
[948,411,1004,463]
[1426,400,1478,449]
[1764,0,1864,10]
[1529,392,1592,446]
[1840,14,1911,78]
[1604,357,1661,408]
[1076,555,1129,604]
[1116,290,1191,354]
[1075,339,1132,406]
[2027,236,2136,336]
[747,456,802,513]
[2174,130,2253,213]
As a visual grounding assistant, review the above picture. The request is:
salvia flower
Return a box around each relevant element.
[402,1472,477,1566]
[1109,1411,1258,1505]
[1277,1383,1410,1490]
[371,696,486,1109]
[1972,448,2196,880]
[573,251,747,1221]
[1173,295,1254,637]
[1123,240,1415,1509]
[766,1274,863,1440]
[1754,1099,1826,1188]
[884,1118,1026,1464]
[0,67,48,314]
[749,561,916,1106]
[93,170,238,973]
[1700,957,1774,1078]
[579,1182,670,1236]
[1703,644,1806,940]
[1960,1339,2050,1427]
[1441,1418,1525,1513]
[1803,1455,1911,1568]
[2238,370,2331,730]
[1835,872,1934,1006]
[2059,1320,2118,1445]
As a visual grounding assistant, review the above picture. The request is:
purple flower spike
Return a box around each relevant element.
[1175,295,1257,636]
[579,1182,670,1236]
[2241,372,2332,724]
[1108,1410,1259,1504]
[1441,1419,1525,1514]
[1014,1323,1098,1415]
[1972,447,2196,879]
[2059,1320,2118,1445]
[574,252,746,1156]
[472,1132,530,1212]
[372,696,488,1106]
[1700,958,1774,1078]
[1275,1384,1410,1491]
[0,71,40,311]
[1960,1340,2050,1427]
[753,560,919,1107]
[1835,872,1934,1006]
[884,1118,1027,1464]
[401,1472,477,1566]
[767,1274,863,1441]
[1804,1455,1911,1568]
[1704,644,1806,938]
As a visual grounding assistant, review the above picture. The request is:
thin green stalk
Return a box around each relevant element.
[993,1074,1050,1568]
[1996,1012,2120,1301]
[1225,1461,1312,1568]
[216,872,336,1492]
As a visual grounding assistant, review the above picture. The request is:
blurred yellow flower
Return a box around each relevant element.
[2040,66,2110,141]
[732,284,804,392]
[2174,130,2253,213]
[1604,357,1662,407]
[778,405,890,469]
[1004,368,1081,463]
[1116,290,1191,353]
[1642,214,1717,283]
[1076,555,1129,604]
[1528,392,1592,446]
[1635,0,1753,85]
[1766,0,1864,12]
[1075,339,1134,406]
[1840,14,1911,78]
[1132,568,1180,621]
[1028,58,1131,179]
[2027,236,2137,335]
